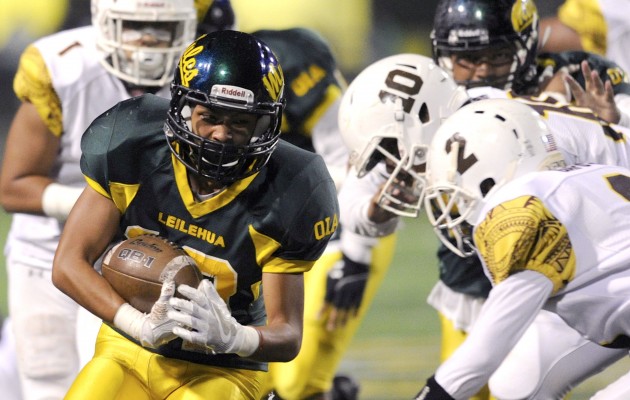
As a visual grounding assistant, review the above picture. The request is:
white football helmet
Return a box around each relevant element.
[424,98,566,257]
[338,53,469,217]
[92,0,197,87]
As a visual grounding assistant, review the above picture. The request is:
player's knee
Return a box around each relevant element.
[488,377,536,400]
[15,315,78,379]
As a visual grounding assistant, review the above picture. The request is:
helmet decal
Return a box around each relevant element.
[511,0,536,33]
[448,28,490,46]
[445,133,478,175]
[607,67,627,86]
[381,68,423,113]
[263,65,285,102]
[179,42,204,87]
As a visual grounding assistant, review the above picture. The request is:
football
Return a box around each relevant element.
[102,234,203,313]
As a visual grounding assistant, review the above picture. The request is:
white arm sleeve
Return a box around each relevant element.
[311,98,350,191]
[340,229,379,265]
[615,94,630,128]
[41,183,83,222]
[338,164,400,238]
[435,270,554,399]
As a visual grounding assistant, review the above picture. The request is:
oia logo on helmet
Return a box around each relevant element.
[263,65,285,101]
[510,0,537,33]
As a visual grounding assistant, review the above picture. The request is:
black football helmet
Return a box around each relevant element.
[430,0,539,93]
[196,0,236,36]
[165,30,285,184]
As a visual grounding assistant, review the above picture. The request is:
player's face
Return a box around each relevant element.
[121,21,175,48]
[378,158,425,217]
[449,44,514,86]
[191,105,257,145]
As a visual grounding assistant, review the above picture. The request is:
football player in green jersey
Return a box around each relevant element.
[51,30,339,400]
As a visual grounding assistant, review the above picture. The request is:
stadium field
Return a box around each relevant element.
[0,210,627,399]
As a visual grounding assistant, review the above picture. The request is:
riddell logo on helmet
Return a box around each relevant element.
[138,2,167,8]
[221,87,247,98]
[213,85,254,104]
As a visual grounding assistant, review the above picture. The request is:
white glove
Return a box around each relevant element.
[168,280,260,357]
[113,279,178,348]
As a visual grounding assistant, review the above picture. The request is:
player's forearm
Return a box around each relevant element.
[246,322,302,362]
[52,254,125,323]
[614,94,630,128]
[0,178,82,221]
[434,271,553,398]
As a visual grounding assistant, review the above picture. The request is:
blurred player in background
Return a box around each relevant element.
[538,0,630,72]
[0,317,21,400]
[536,0,630,126]
[0,0,200,397]
[52,30,339,399]
[248,26,397,400]
[432,0,630,128]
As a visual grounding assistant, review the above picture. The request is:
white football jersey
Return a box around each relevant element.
[434,164,630,399]
[5,26,169,269]
[468,86,630,167]
[475,163,630,346]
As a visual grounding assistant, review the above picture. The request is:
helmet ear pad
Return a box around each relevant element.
[253,115,272,139]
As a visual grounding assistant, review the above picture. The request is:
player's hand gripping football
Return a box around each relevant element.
[318,254,369,331]
[113,278,179,348]
[168,279,260,357]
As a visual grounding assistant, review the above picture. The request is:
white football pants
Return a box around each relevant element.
[7,255,100,400]
[489,310,627,400]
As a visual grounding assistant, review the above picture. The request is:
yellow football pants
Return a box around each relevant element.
[66,324,265,400]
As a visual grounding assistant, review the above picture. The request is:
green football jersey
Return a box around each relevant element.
[253,28,345,151]
[80,94,340,370]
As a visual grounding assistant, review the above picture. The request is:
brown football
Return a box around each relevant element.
[101,234,203,313]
